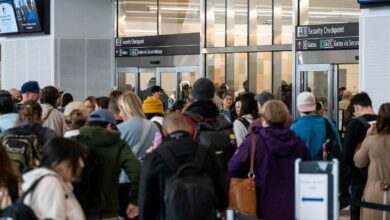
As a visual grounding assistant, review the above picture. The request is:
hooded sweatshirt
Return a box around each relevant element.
[41,103,67,136]
[228,126,310,220]
[79,127,141,219]
[22,168,85,220]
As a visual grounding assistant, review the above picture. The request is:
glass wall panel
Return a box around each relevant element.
[160,0,200,34]
[227,0,248,47]
[273,51,292,111]
[206,54,226,88]
[274,0,293,44]
[118,0,157,37]
[300,0,360,25]
[254,52,272,93]
[226,53,247,97]
[249,0,272,45]
[206,0,226,47]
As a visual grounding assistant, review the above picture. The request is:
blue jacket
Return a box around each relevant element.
[291,115,341,160]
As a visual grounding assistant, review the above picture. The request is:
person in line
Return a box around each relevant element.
[117,91,159,161]
[63,101,88,138]
[229,100,310,220]
[142,94,164,126]
[0,142,21,209]
[59,93,74,113]
[233,92,259,146]
[108,90,124,124]
[0,91,18,134]
[247,91,294,135]
[22,137,85,220]
[234,96,242,118]
[78,109,141,220]
[139,112,228,220]
[84,96,97,115]
[343,92,377,220]
[291,92,341,160]
[1,101,57,164]
[354,103,390,220]
[220,92,235,122]
[17,81,40,111]
[96,96,110,110]
[40,86,67,136]
[8,88,22,103]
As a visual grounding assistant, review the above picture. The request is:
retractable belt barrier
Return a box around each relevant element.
[340,196,390,212]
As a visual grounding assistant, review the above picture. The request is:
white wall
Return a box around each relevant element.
[360,7,390,112]
[1,0,115,101]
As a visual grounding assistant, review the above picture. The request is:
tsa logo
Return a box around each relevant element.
[297,27,308,38]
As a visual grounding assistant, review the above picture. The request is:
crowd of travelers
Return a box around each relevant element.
[0,78,389,220]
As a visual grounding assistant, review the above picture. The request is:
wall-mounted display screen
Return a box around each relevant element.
[13,0,41,32]
[0,0,18,34]
[358,0,390,3]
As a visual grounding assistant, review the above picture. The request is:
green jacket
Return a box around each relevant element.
[79,127,141,219]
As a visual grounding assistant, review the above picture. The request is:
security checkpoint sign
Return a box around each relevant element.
[295,22,359,51]
[297,174,328,220]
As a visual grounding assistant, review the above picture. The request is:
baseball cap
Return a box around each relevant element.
[88,109,117,125]
[21,81,40,94]
[296,92,316,112]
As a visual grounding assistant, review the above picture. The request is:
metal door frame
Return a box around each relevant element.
[296,64,338,122]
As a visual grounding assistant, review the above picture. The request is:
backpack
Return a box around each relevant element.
[185,112,236,170]
[0,174,55,220]
[237,117,250,130]
[1,127,40,173]
[323,118,342,161]
[156,145,217,220]
[71,135,105,217]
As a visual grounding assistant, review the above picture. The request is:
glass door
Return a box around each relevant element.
[116,67,138,92]
[297,64,338,123]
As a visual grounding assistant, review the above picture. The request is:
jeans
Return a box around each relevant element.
[350,183,365,220]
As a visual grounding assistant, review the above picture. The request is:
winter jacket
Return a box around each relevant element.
[22,168,85,220]
[139,131,229,220]
[354,134,390,220]
[291,115,341,160]
[247,116,294,135]
[79,127,141,219]
[228,126,310,220]
[343,114,377,184]
[41,103,67,136]
[184,100,221,138]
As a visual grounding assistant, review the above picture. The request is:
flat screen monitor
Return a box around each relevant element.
[13,0,41,33]
[0,0,18,34]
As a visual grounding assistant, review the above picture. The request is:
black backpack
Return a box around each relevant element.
[0,174,55,220]
[185,112,236,170]
[71,135,105,217]
[1,127,40,173]
[156,145,217,220]
[323,118,342,160]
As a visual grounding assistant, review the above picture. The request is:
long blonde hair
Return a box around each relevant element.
[117,91,145,119]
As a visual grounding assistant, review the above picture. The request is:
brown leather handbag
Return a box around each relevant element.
[228,135,257,217]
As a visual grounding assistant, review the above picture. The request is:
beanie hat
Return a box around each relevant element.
[297,92,316,112]
[64,101,88,117]
[254,91,275,106]
[88,109,117,125]
[143,96,163,114]
[21,81,40,94]
[192,78,215,101]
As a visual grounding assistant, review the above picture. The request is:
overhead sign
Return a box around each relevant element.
[115,33,200,57]
[295,23,359,51]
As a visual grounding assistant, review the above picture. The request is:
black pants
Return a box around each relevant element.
[350,183,365,220]
[119,183,138,220]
